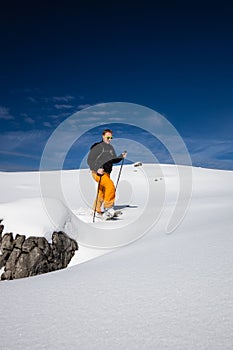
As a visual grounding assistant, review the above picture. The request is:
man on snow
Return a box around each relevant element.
[87,128,127,219]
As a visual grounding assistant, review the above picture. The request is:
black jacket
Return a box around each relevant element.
[87,141,123,174]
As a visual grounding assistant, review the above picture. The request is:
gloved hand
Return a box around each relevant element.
[97,168,104,176]
[122,151,127,158]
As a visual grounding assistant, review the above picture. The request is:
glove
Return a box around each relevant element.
[97,168,104,176]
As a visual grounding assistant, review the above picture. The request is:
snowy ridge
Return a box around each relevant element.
[0,164,233,349]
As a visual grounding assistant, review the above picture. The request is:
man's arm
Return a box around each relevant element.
[112,151,127,164]
[87,142,107,173]
[87,143,101,171]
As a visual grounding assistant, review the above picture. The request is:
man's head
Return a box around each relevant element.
[102,129,113,144]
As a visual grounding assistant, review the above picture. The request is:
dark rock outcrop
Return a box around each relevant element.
[0,219,4,242]
[0,228,78,280]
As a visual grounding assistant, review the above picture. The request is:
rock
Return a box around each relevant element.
[1,270,12,281]
[0,221,4,243]
[1,233,14,252]
[0,227,78,280]
[14,247,50,279]
[51,231,78,270]
[133,162,142,167]
[22,237,37,253]
[5,249,22,273]
[37,237,51,257]
[14,252,31,279]
[0,251,11,269]
[14,234,25,249]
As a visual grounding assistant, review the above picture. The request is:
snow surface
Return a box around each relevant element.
[0,164,233,349]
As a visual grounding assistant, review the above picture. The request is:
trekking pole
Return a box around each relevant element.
[93,175,102,223]
[115,151,126,190]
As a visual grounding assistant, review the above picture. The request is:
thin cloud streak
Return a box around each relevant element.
[40,96,76,103]
[0,130,49,153]
[0,130,50,171]
[52,96,75,102]
[0,150,41,160]
[78,104,92,110]
[24,117,36,124]
[0,106,14,120]
[185,137,233,170]
[54,104,75,110]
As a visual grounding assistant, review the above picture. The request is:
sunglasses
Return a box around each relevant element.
[105,136,113,140]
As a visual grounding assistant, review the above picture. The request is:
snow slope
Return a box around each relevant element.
[0,164,233,349]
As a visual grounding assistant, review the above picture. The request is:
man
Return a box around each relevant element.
[87,129,127,219]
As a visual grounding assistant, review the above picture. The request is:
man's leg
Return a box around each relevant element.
[92,172,104,213]
[100,173,115,209]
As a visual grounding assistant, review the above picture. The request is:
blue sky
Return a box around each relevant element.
[0,0,233,171]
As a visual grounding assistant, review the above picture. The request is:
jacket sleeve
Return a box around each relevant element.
[112,155,123,164]
[87,142,104,172]
[87,144,99,171]
[111,148,123,164]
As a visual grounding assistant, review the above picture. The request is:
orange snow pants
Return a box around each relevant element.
[92,171,115,213]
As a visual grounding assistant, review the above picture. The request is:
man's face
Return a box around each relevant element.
[102,132,113,144]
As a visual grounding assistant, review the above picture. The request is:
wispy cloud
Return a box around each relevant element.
[24,116,36,124]
[0,130,48,150]
[52,95,75,102]
[185,137,233,170]
[27,95,76,105]
[27,97,37,103]
[0,150,40,160]
[78,104,92,110]
[0,130,50,171]
[54,104,74,110]
[91,110,119,115]
[43,122,53,128]
[40,95,76,104]
[48,112,70,119]
[0,106,14,120]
